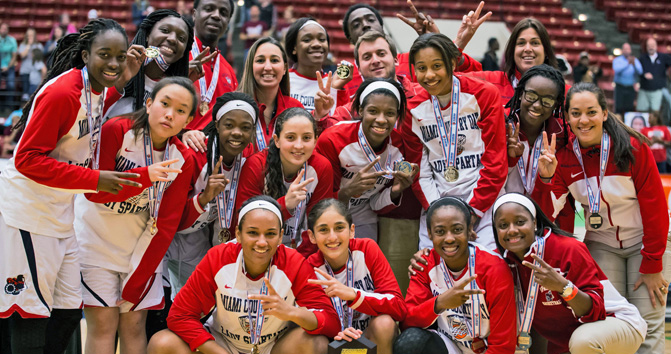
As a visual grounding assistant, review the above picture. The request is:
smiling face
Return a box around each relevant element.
[519,75,559,132]
[147,16,189,64]
[359,93,398,149]
[217,109,255,160]
[193,0,232,45]
[414,47,454,96]
[308,206,355,269]
[273,116,316,171]
[253,42,287,91]
[82,30,129,92]
[347,8,383,44]
[295,23,328,68]
[429,205,470,271]
[237,209,282,274]
[494,202,536,260]
[514,28,545,75]
[567,91,608,148]
[358,37,396,80]
[146,84,195,146]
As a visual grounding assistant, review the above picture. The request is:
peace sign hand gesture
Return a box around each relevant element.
[454,1,492,50]
[522,254,569,293]
[338,157,388,203]
[434,274,485,312]
[285,169,315,210]
[537,131,557,180]
[308,268,358,301]
[248,278,295,321]
[189,46,218,82]
[148,158,182,182]
[314,71,335,120]
[507,122,524,158]
[198,156,230,208]
[396,0,438,35]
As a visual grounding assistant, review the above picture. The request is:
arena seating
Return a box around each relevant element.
[597,0,671,51]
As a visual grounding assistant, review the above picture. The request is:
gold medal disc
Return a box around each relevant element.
[145,47,160,59]
[199,101,209,116]
[336,64,351,79]
[444,166,459,182]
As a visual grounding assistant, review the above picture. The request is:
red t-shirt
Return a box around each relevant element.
[641,126,671,163]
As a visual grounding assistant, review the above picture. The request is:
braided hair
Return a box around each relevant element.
[15,18,127,131]
[506,64,568,144]
[263,107,317,199]
[204,91,259,176]
[123,9,194,112]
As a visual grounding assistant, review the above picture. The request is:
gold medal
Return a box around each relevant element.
[149,218,158,236]
[395,160,413,175]
[336,64,351,79]
[199,101,209,116]
[444,166,459,182]
[145,46,160,59]
[218,228,231,243]
[251,344,260,354]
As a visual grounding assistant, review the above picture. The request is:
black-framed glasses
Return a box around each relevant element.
[523,90,556,108]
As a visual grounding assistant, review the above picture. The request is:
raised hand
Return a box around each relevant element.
[454,1,492,50]
[285,169,315,210]
[396,0,439,35]
[522,254,569,293]
[148,158,182,182]
[116,44,147,91]
[507,122,524,158]
[198,156,230,208]
[332,61,354,90]
[435,274,485,312]
[335,327,363,342]
[338,157,388,202]
[313,71,335,120]
[537,131,557,179]
[189,46,218,82]
[97,171,142,194]
[248,278,295,321]
[182,130,208,152]
[408,248,431,277]
[308,268,357,301]
[390,163,419,199]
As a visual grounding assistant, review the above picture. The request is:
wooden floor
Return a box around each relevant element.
[666,321,671,354]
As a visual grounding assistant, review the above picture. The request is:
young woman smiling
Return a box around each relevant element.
[492,193,646,354]
[306,199,406,354]
[534,82,670,354]
[149,196,340,354]
[235,107,333,257]
[315,78,417,240]
[402,33,507,251]
[395,197,517,354]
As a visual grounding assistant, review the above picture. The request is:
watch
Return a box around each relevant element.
[560,280,575,299]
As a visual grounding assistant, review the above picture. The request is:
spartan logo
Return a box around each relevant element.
[457,134,466,155]
[5,275,27,295]
[238,315,269,333]
[447,314,469,341]
[545,290,555,302]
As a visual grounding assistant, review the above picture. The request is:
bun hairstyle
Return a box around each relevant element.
[351,77,407,125]
[408,33,461,82]
[307,198,352,232]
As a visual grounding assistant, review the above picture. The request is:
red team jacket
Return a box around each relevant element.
[242,90,304,156]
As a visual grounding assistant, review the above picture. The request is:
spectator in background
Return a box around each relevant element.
[275,5,295,43]
[638,37,671,112]
[17,28,43,101]
[240,5,269,56]
[630,114,646,133]
[574,51,602,85]
[87,9,99,21]
[613,42,643,115]
[258,0,277,34]
[44,25,64,66]
[132,0,152,30]
[553,44,572,77]
[27,48,46,96]
[51,13,77,36]
[481,37,499,71]
[0,23,17,109]
[176,0,192,24]
[642,111,671,173]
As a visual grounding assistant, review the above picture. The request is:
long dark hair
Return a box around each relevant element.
[204,91,259,175]
[238,37,291,98]
[124,76,198,139]
[565,82,647,172]
[308,198,352,231]
[264,107,317,199]
[15,18,128,131]
[351,77,407,126]
[491,193,572,256]
[285,17,330,65]
[408,33,461,82]
[507,64,568,144]
[124,9,194,111]
[503,18,558,82]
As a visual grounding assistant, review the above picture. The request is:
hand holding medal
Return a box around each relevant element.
[332,60,354,90]
[506,122,524,158]
[537,131,557,181]
[314,71,335,120]
[116,44,147,91]
[390,161,419,199]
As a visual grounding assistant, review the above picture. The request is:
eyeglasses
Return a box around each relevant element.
[523,90,556,109]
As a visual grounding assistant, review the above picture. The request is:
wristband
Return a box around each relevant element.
[562,284,579,301]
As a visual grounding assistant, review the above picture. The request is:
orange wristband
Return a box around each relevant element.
[562,285,579,301]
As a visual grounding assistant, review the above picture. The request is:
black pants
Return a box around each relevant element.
[615,83,636,115]
[393,327,448,354]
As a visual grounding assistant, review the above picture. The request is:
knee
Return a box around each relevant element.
[368,315,398,340]
[393,327,429,354]
[147,329,185,354]
[310,334,329,354]
[569,327,599,354]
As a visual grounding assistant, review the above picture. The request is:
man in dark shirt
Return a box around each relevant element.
[638,37,671,111]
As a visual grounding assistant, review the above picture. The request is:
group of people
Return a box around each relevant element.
[0,1,668,354]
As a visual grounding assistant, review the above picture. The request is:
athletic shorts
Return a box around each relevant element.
[0,214,82,318]
[81,264,164,313]
[206,323,276,354]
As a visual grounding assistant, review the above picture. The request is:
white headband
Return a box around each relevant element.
[299,20,326,33]
[492,193,537,219]
[237,200,283,227]
[359,81,402,108]
[215,100,257,123]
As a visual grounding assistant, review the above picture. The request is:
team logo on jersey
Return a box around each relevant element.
[5,275,27,295]
[226,77,232,85]
[545,290,554,302]
[447,315,469,341]
[457,134,466,155]
[238,315,269,332]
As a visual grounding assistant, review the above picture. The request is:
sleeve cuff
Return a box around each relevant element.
[640,256,664,274]
[348,289,365,310]
[304,310,326,335]
[189,333,216,352]
[193,194,206,214]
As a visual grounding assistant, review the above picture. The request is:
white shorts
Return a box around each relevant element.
[81,264,164,313]
[206,324,275,354]
[0,214,82,318]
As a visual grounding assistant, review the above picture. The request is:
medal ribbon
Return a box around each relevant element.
[516,132,543,195]
[81,67,105,170]
[254,119,267,151]
[324,251,354,331]
[571,132,610,214]
[439,244,481,340]
[515,237,546,341]
[144,46,170,71]
[190,39,220,114]
[143,129,171,224]
[244,257,272,348]
[357,124,393,179]
[430,76,461,174]
[214,137,243,231]
[290,163,309,245]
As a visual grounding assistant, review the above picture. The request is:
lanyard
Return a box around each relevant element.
[516,131,543,195]
[324,252,354,331]
[143,129,171,224]
[144,46,170,71]
[214,141,242,231]
[515,237,546,339]
[439,244,480,339]
[289,163,309,247]
[81,67,104,170]
[244,256,272,348]
[190,39,220,109]
[357,124,393,179]
[430,76,461,171]
[571,133,610,214]
[254,118,267,151]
